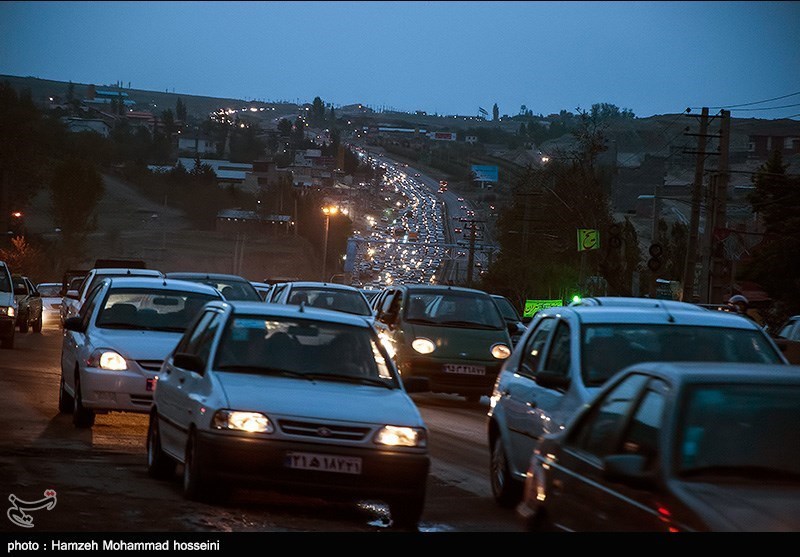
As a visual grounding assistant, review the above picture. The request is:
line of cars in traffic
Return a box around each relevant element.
[41,261,800,530]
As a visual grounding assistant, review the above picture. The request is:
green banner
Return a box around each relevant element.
[523,299,564,318]
[577,228,600,251]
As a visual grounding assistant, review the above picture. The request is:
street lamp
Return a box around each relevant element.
[321,205,339,281]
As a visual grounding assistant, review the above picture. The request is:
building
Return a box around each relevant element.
[61,117,111,137]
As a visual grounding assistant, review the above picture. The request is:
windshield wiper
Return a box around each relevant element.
[305,373,394,389]
[439,320,496,329]
[98,323,140,329]
[216,365,315,381]
[680,465,800,481]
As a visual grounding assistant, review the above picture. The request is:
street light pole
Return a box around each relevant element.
[321,205,338,281]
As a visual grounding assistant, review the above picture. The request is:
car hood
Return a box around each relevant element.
[93,329,184,360]
[676,481,800,531]
[214,372,425,427]
[405,322,509,357]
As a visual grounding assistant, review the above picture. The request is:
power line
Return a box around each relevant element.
[728,102,800,112]
[691,90,800,110]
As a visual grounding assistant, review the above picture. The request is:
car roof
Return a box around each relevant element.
[571,296,707,312]
[540,304,764,329]
[286,281,362,291]
[91,268,163,276]
[165,272,250,282]
[620,361,799,384]
[211,300,375,327]
[397,284,491,295]
[104,276,223,296]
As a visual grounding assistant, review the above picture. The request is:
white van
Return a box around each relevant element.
[0,261,17,348]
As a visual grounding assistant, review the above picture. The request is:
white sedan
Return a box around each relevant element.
[147,301,430,529]
[59,276,224,428]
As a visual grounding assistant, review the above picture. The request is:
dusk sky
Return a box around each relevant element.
[2,1,799,119]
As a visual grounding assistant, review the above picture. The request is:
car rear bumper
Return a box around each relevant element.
[195,430,430,501]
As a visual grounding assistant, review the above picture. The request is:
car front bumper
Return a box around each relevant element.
[80,366,157,413]
[195,430,430,502]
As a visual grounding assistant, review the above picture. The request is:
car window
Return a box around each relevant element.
[570,373,650,457]
[618,380,667,470]
[175,310,218,356]
[0,265,10,292]
[678,383,800,477]
[543,321,571,377]
[37,284,61,297]
[520,317,556,375]
[192,311,224,364]
[581,324,783,389]
[78,282,106,328]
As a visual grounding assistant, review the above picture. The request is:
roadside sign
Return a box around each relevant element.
[577,229,599,251]
[523,299,563,318]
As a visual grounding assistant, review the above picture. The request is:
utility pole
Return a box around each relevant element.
[707,109,731,304]
[681,107,710,301]
[464,218,486,287]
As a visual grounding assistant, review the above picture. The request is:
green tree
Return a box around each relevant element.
[742,149,800,320]
[49,158,104,263]
[311,96,326,126]
[492,103,499,122]
[277,118,293,137]
[176,98,187,122]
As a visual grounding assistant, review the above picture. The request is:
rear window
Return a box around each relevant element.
[581,324,783,387]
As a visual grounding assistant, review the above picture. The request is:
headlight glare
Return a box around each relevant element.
[491,343,512,359]
[411,337,435,354]
[212,410,273,433]
[87,349,127,370]
[374,425,426,448]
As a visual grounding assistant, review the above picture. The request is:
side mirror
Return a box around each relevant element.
[379,311,398,325]
[602,454,657,490]
[535,370,570,391]
[63,317,85,333]
[172,352,204,374]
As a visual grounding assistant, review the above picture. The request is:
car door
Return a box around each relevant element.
[529,319,577,436]
[497,316,557,477]
[24,277,42,323]
[157,308,224,458]
[546,373,659,531]
[61,282,106,397]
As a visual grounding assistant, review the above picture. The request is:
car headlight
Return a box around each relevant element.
[374,425,427,448]
[411,337,435,354]
[86,349,127,371]
[491,343,512,359]
[0,306,14,317]
[378,331,396,358]
[212,410,273,433]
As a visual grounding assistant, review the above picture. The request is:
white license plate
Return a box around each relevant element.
[285,452,362,475]
[443,363,486,375]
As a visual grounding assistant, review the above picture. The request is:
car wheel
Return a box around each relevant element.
[72,372,95,428]
[32,312,42,333]
[490,436,522,508]
[182,430,224,503]
[58,372,74,414]
[388,490,426,530]
[147,410,176,480]
[19,313,28,333]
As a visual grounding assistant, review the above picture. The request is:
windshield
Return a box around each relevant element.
[38,284,61,297]
[581,324,783,387]
[214,316,397,385]
[286,287,372,316]
[0,267,11,292]
[493,296,520,322]
[677,384,800,479]
[404,290,505,329]
[96,288,219,331]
